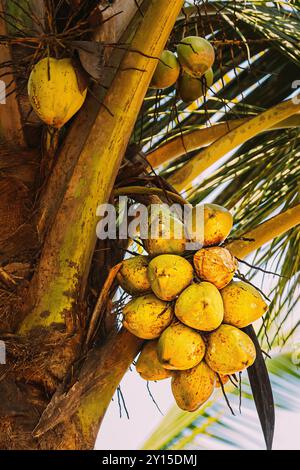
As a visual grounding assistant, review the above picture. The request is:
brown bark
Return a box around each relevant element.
[0,146,39,265]
[0,0,25,147]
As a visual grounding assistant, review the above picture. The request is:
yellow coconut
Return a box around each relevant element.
[117,256,151,295]
[203,204,233,246]
[178,67,213,102]
[144,205,186,256]
[157,322,205,370]
[28,57,87,128]
[205,324,256,375]
[177,36,215,78]
[215,374,230,388]
[123,294,173,339]
[175,282,224,331]
[193,247,238,289]
[150,50,180,89]
[148,254,194,301]
[221,281,268,328]
[136,340,173,381]
[172,361,216,411]
[188,203,233,247]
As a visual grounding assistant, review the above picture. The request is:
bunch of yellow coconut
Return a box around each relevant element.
[151,36,215,102]
[119,204,268,412]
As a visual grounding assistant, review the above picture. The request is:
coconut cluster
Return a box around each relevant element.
[150,36,215,102]
[119,203,268,412]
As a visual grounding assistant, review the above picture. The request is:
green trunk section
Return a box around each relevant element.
[19,0,185,331]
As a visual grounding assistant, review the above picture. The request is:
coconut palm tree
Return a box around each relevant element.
[0,0,299,450]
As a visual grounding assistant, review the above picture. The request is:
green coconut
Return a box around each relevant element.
[150,50,180,89]
[179,67,213,102]
[177,36,215,78]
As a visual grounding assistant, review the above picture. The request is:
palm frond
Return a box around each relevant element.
[223,0,300,66]
[135,1,300,152]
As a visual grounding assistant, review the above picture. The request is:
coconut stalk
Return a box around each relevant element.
[19,0,184,335]
[32,202,300,441]
[146,114,300,169]
[167,99,300,192]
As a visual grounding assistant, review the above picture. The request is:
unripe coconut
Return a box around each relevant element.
[150,50,180,89]
[123,294,173,339]
[205,324,256,375]
[188,203,233,246]
[157,322,205,370]
[144,205,186,256]
[117,256,151,295]
[178,67,213,102]
[28,58,87,128]
[175,282,224,331]
[177,36,215,78]
[172,361,216,411]
[221,281,268,328]
[193,247,238,289]
[136,340,173,381]
[148,254,194,301]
